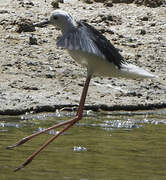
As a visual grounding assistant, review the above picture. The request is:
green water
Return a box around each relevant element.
[0,110,166,180]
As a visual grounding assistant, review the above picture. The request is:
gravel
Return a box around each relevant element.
[0,0,165,115]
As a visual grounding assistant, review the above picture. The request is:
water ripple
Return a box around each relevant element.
[0,122,22,128]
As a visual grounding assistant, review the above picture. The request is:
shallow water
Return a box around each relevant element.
[0,109,166,180]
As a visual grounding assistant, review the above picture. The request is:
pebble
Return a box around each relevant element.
[51,0,59,8]
[16,20,35,33]
[104,0,113,7]
[0,10,9,14]
[29,34,38,45]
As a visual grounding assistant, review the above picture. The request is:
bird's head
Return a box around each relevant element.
[33,10,76,33]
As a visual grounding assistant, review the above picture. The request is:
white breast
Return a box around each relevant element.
[68,50,121,77]
[68,50,156,79]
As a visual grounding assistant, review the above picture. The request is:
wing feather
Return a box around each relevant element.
[57,21,124,68]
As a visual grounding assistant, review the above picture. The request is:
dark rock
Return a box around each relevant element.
[87,0,165,7]
[16,19,35,33]
[51,0,59,8]
[125,91,143,98]
[140,29,146,35]
[91,13,122,26]
[150,22,156,27]
[19,0,34,8]
[94,0,132,2]
[140,16,149,21]
[29,34,38,45]
[22,86,39,90]
[45,73,56,78]
[134,0,165,8]
[104,0,113,7]
[0,10,9,14]
[112,0,133,2]
[84,0,94,4]
[136,29,146,35]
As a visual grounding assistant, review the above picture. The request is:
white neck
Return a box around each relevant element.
[60,16,77,34]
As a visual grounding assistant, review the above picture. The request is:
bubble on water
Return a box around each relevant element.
[141,118,166,125]
[73,146,87,152]
[0,122,21,128]
[37,127,60,135]
[94,119,143,130]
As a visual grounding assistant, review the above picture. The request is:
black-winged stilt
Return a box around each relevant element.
[7,10,155,171]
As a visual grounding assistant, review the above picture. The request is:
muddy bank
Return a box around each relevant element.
[91,0,165,8]
[1,102,166,116]
[0,0,166,115]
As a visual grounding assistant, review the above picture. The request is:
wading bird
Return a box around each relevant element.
[7,10,155,171]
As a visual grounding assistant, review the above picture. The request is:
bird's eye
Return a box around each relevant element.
[53,16,58,20]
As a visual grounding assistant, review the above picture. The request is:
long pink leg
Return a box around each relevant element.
[6,118,78,149]
[7,75,91,150]
[14,74,92,172]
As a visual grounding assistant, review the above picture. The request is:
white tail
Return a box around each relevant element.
[120,63,157,79]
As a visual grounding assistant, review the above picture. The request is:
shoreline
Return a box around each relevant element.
[0,102,166,115]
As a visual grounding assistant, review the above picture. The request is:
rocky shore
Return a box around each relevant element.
[0,0,165,115]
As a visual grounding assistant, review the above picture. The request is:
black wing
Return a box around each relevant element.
[57,21,124,68]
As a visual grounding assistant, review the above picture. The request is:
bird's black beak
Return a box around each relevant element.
[33,19,50,28]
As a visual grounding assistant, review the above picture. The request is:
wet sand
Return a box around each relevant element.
[0,0,166,115]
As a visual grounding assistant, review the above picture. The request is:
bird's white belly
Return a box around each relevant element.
[68,50,121,77]
[68,50,155,79]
